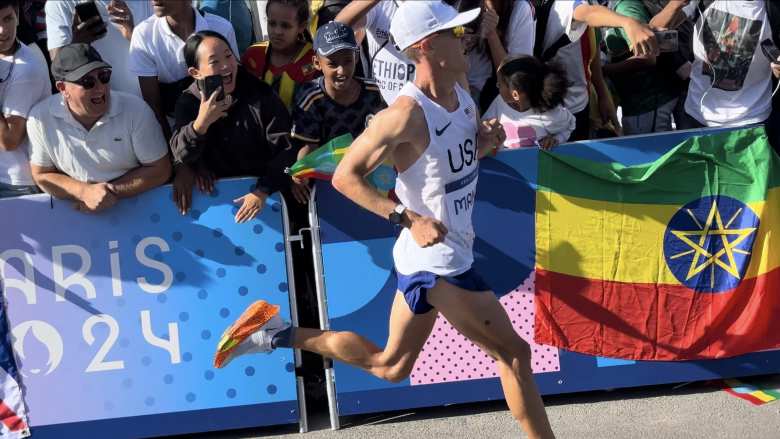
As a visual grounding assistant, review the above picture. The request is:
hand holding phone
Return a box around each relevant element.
[761,39,780,64]
[107,0,134,40]
[654,29,679,53]
[194,75,231,134]
[201,74,225,101]
[73,1,107,44]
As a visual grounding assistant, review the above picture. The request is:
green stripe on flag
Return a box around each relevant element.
[538,127,780,205]
[288,133,353,178]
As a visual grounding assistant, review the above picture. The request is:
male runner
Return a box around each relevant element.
[216,2,555,437]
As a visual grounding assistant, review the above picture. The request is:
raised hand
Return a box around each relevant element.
[193,89,234,134]
[478,118,506,151]
[107,0,134,40]
[72,15,107,45]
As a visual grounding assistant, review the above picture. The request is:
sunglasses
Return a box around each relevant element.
[69,70,112,89]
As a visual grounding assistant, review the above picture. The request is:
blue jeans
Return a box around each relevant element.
[0,181,40,199]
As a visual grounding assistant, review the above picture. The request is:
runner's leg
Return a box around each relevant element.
[427,280,555,439]
[292,291,438,382]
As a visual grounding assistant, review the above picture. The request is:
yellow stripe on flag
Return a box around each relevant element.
[535,188,780,284]
[752,391,777,403]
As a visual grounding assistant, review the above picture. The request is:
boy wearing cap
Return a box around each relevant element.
[27,43,170,212]
[217,3,553,438]
[289,21,386,203]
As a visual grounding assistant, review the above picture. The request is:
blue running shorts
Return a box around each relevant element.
[395,268,491,314]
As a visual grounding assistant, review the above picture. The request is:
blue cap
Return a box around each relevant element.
[314,21,358,56]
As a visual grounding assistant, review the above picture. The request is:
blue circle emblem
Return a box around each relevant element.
[663,196,759,293]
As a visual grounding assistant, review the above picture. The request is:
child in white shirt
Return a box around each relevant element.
[483,55,575,150]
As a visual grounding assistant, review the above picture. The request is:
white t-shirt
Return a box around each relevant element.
[129,9,238,84]
[46,0,154,96]
[685,1,774,127]
[506,0,590,113]
[27,91,168,183]
[505,0,535,56]
[467,48,492,93]
[483,95,576,148]
[0,43,52,186]
[365,0,415,105]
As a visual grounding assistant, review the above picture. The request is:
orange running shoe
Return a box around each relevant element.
[214,300,289,368]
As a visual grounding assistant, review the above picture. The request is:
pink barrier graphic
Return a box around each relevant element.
[410,272,560,385]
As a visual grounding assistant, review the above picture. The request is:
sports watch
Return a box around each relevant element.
[388,204,407,225]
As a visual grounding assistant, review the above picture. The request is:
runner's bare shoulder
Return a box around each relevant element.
[368,96,428,148]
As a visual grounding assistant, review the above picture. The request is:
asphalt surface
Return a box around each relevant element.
[193,375,780,439]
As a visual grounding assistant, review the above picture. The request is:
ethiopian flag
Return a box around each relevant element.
[534,127,780,361]
[286,133,396,194]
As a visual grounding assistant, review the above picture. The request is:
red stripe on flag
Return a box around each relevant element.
[534,267,780,361]
[0,400,28,432]
[293,170,333,181]
[722,387,767,405]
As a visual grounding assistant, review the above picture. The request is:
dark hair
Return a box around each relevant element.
[183,30,234,69]
[498,55,569,113]
[267,0,312,41]
[0,0,19,12]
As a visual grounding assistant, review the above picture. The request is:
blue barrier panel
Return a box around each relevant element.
[0,179,301,438]
[313,128,780,418]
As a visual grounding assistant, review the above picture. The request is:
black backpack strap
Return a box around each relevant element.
[533,0,572,62]
[533,0,555,59]
[541,34,572,62]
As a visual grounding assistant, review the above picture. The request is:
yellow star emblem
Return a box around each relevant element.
[668,200,757,289]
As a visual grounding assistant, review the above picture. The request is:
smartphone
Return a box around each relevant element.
[654,29,679,53]
[200,74,225,101]
[760,39,780,63]
[75,1,102,24]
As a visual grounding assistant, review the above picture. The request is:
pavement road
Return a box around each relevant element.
[189,375,780,439]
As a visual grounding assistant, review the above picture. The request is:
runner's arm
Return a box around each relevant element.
[477,118,505,159]
[332,103,417,221]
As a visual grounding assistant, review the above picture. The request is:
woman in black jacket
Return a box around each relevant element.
[171,30,298,222]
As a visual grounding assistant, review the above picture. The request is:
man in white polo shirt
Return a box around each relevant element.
[46,0,154,96]
[27,44,171,212]
[128,0,237,140]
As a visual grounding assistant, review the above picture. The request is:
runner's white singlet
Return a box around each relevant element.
[393,81,479,276]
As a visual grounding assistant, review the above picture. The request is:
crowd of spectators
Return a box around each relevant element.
[1,0,780,216]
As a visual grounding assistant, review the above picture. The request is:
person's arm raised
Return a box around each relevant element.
[649,0,689,30]
[138,76,172,140]
[335,0,380,33]
[572,3,658,56]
